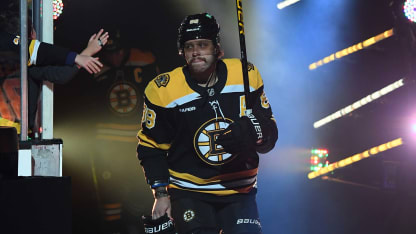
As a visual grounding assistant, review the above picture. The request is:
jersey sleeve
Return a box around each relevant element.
[28,65,79,84]
[0,32,75,66]
[136,93,175,186]
[28,40,76,66]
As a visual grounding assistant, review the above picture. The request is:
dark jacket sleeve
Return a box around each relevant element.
[28,65,80,84]
[29,40,77,66]
[0,31,76,67]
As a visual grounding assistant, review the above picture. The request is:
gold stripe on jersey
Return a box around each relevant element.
[168,177,256,190]
[168,168,258,195]
[222,59,263,91]
[96,123,140,142]
[28,40,40,66]
[169,168,258,184]
[137,129,171,150]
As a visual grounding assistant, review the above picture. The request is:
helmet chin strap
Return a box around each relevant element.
[192,59,218,87]
[204,66,217,88]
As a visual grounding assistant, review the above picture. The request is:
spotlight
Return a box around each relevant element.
[412,122,416,133]
[308,138,403,179]
[404,0,416,23]
[310,148,329,172]
[277,0,301,10]
[53,0,64,20]
[313,78,405,128]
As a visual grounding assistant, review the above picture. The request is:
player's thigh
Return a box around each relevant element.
[218,197,262,234]
[171,197,220,234]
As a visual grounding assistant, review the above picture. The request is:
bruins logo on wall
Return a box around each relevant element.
[107,81,139,115]
[193,117,237,166]
[154,73,170,88]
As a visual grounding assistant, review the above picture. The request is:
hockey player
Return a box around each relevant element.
[137,13,278,234]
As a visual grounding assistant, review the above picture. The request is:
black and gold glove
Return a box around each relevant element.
[217,112,278,154]
[142,214,176,234]
[216,113,262,154]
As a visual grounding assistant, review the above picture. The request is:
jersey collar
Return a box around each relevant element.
[182,60,227,98]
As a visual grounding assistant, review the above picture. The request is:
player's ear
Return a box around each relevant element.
[216,44,224,59]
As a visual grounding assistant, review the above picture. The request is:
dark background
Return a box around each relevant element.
[48,0,416,233]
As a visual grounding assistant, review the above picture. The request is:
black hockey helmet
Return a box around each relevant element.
[177,13,220,55]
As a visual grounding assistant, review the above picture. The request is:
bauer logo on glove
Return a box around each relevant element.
[142,214,176,234]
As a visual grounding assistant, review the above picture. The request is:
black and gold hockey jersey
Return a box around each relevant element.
[137,58,276,199]
[93,48,159,142]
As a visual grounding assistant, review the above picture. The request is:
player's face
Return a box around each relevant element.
[183,39,217,74]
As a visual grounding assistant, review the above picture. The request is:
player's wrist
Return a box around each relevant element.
[150,179,169,189]
[80,48,92,57]
[152,186,169,199]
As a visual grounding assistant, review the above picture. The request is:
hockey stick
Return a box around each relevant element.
[236,0,252,113]
[236,1,264,142]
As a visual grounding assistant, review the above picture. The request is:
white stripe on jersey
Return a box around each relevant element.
[29,40,41,65]
[166,84,257,108]
[221,84,256,94]
[167,92,201,108]
[169,175,257,191]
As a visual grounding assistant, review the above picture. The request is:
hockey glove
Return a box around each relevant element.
[216,113,263,154]
[142,214,176,234]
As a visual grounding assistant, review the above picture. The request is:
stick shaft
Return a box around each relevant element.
[236,0,252,111]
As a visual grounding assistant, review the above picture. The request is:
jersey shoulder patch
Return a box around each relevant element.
[154,73,170,88]
[145,67,193,107]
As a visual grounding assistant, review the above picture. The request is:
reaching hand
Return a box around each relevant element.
[75,54,103,74]
[81,29,109,56]
[152,196,172,220]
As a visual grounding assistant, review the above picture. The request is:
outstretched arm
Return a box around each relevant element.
[81,29,109,56]
[74,29,109,74]
[74,55,102,74]
[75,29,109,74]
